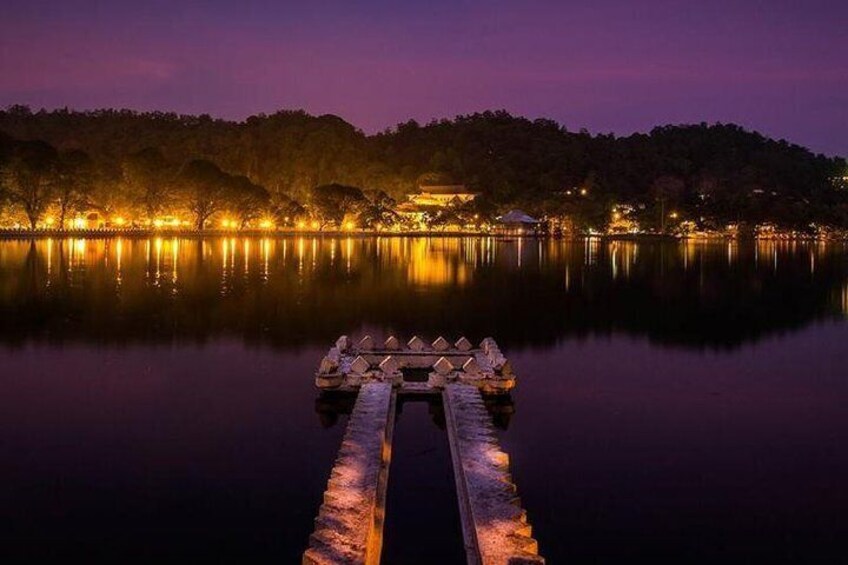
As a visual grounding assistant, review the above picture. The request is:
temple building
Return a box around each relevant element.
[406,184,479,207]
[396,184,480,228]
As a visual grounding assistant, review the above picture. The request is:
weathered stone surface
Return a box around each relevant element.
[433,356,454,375]
[428,372,447,389]
[383,336,400,351]
[480,337,497,353]
[455,336,473,351]
[432,336,450,351]
[407,336,426,351]
[304,383,395,565]
[358,335,375,351]
[444,384,544,564]
[462,357,481,376]
[350,356,371,375]
[317,356,337,375]
[379,356,399,374]
[327,347,342,363]
[336,335,351,352]
[489,351,508,371]
[315,374,343,389]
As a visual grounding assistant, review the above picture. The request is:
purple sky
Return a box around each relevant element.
[1,0,846,156]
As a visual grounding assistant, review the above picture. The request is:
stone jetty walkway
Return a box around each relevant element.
[305,337,543,564]
[444,384,544,565]
[303,383,396,565]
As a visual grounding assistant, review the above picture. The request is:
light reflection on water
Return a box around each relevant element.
[1,236,848,349]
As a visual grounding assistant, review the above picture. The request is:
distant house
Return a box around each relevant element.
[406,185,479,208]
[496,210,541,234]
[498,210,540,225]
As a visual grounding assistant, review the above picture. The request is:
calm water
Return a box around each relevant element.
[1,236,847,563]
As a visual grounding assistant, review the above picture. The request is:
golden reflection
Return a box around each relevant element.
[405,238,468,286]
[116,238,123,285]
[843,283,848,317]
[171,238,179,285]
[585,237,599,266]
[69,239,87,270]
[261,238,270,281]
[346,237,352,273]
[297,237,305,274]
[46,238,52,278]
[244,238,250,276]
[154,237,163,286]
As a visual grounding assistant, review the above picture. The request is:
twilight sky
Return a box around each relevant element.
[1,0,846,156]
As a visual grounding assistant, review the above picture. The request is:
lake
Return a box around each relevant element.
[1,236,847,563]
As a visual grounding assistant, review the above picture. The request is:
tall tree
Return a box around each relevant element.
[0,140,57,229]
[55,149,93,229]
[309,183,367,229]
[179,159,230,230]
[228,175,270,228]
[122,147,171,222]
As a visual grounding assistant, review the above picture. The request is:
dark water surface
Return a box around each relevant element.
[1,237,847,563]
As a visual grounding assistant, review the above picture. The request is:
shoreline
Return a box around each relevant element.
[0,229,844,242]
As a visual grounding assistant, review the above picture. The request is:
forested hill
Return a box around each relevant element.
[1,105,846,229]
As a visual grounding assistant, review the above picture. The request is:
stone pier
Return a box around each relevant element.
[307,337,543,564]
[303,383,396,565]
[443,383,544,564]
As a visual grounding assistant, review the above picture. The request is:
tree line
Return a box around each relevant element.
[1,105,846,232]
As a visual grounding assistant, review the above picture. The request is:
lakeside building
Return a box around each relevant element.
[496,209,541,234]
[406,184,479,207]
[396,184,481,228]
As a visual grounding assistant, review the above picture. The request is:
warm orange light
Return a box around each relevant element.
[153,219,164,228]
[260,219,273,229]
[311,220,320,229]
[344,221,354,230]
[296,221,305,229]
[114,216,126,226]
[72,217,86,229]
[580,188,588,196]
[44,216,55,226]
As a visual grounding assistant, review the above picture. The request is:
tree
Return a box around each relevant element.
[0,140,57,229]
[178,159,230,230]
[228,175,270,228]
[649,175,685,233]
[270,193,305,226]
[358,189,399,228]
[122,147,171,222]
[87,161,129,221]
[55,150,93,229]
[309,183,367,229]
